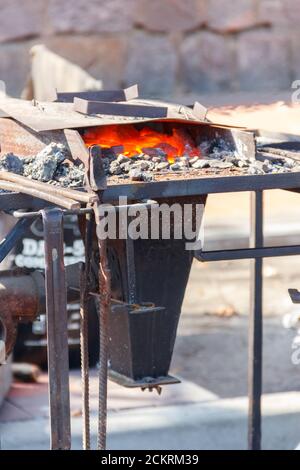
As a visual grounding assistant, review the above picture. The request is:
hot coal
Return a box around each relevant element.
[0,143,85,187]
[102,145,125,160]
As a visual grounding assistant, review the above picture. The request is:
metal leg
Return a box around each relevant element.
[42,208,71,450]
[248,191,263,450]
[80,214,94,450]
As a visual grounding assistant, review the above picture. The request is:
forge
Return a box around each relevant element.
[0,108,260,389]
[1,91,300,450]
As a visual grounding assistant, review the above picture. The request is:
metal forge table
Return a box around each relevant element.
[1,118,300,450]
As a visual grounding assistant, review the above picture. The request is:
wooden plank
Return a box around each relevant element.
[73,97,169,118]
[55,84,138,103]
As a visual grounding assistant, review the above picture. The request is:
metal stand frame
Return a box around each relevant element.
[1,188,299,450]
[196,189,300,450]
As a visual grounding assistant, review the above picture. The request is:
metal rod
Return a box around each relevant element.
[11,207,93,219]
[80,214,95,450]
[0,181,80,210]
[248,190,263,450]
[0,217,34,263]
[97,237,110,450]
[42,208,71,450]
[94,202,111,450]
[196,244,300,262]
[10,200,158,219]
[0,170,97,204]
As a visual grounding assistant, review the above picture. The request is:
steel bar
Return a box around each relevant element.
[94,202,111,451]
[11,207,93,219]
[97,237,111,450]
[80,213,95,450]
[258,146,300,161]
[196,244,300,262]
[0,181,80,210]
[248,191,264,450]
[2,172,300,211]
[42,208,71,450]
[74,97,168,118]
[0,170,96,204]
[55,85,138,103]
[10,201,157,220]
[0,217,34,263]
[98,172,300,204]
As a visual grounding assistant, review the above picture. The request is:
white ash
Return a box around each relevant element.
[0,153,24,174]
[209,160,233,169]
[189,156,200,165]
[23,143,68,182]
[176,156,190,167]
[117,154,130,164]
[155,161,170,171]
[191,159,210,169]
[109,160,122,176]
[131,161,151,171]
[54,162,85,187]
[129,168,144,181]
[0,143,85,187]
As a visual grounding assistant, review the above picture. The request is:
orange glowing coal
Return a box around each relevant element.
[83,124,200,162]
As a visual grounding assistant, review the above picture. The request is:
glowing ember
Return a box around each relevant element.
[83,124,200,162]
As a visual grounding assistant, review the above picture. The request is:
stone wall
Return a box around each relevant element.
[0,0,298,98]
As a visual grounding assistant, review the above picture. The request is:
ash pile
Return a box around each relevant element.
[0,143,85,188]
[103,138,300,182]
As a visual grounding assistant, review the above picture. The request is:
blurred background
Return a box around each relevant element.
[0,0,298,101]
